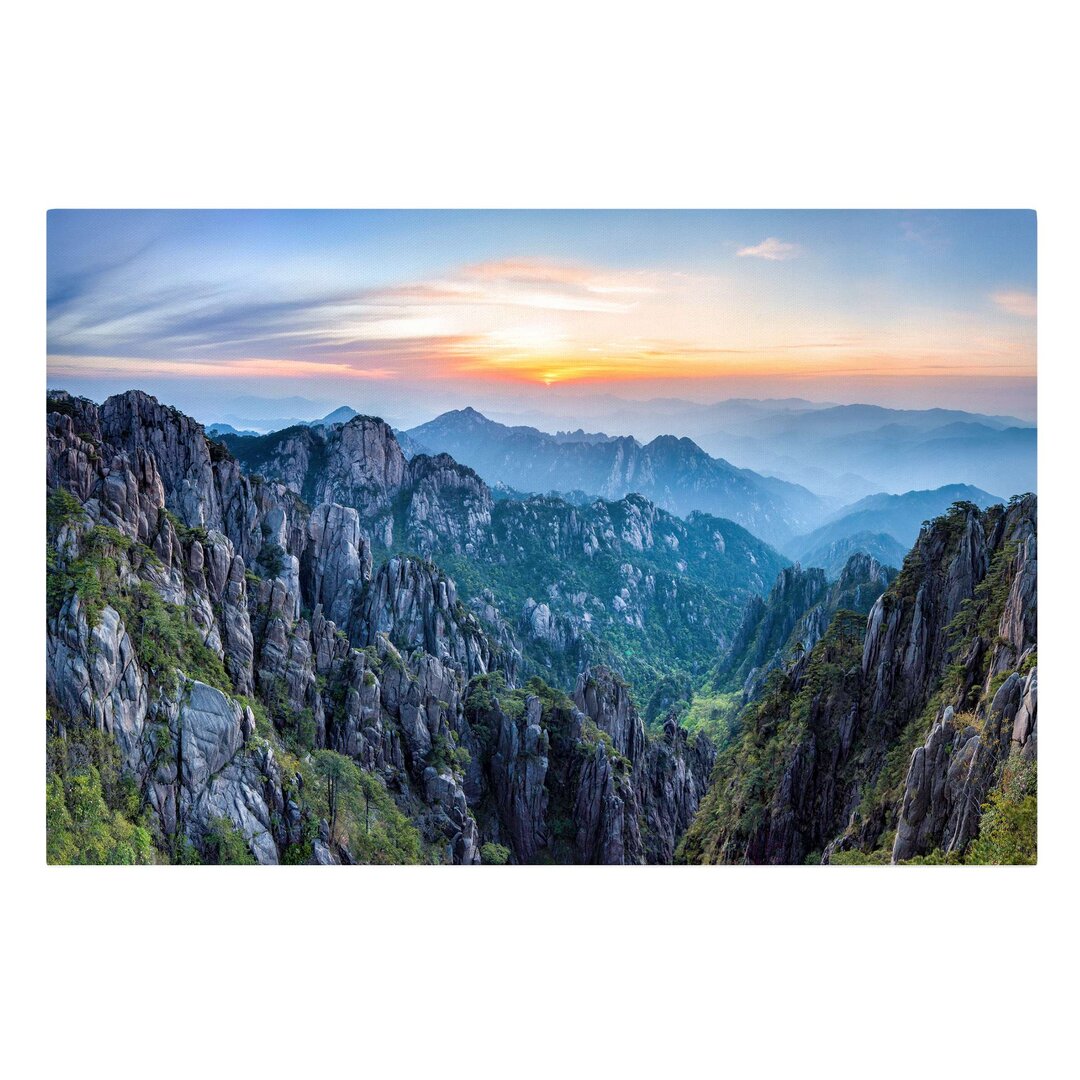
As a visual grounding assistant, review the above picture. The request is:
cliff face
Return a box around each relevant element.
[222,420,487,552]
[679,497,1037,865]
[46,391,714,864]
[464,667,714,864]
[711,552,895,702]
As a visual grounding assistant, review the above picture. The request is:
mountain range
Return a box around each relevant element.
[46,389,1037,865]
[217,415,789,699]
[208,403,360,436]
[785,483,1004,568]
[470,396,1037,503]
[405,407,825,547]
[214,401,1033,590]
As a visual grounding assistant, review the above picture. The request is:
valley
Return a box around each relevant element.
[45,389,1038,865]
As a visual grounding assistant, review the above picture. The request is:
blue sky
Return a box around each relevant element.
[47,209,1037,422]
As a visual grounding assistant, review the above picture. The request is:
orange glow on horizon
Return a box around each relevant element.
[441,342,1036,387]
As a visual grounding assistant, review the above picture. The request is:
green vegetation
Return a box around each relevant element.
[842,760,1037,866]
[307,749,425,864]
[47,492,129,626]
[429,733,471,776]
[257,541,286,578]
[944,538,1021,706]
[408,496,787,709]
[642,671,693,727]
[678,610,866,864]
[263,676,317,751]
[47,492,231,695]
[480,842,511,865]
[966,760,1037,865]
[827,848,892,865]
[159,508,209,546]
[46,720,158,865]
[680,689,740,745]
[203,816,257,865]
[112,582,232,694]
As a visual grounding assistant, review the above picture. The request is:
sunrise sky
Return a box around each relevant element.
[47,210,1037,424]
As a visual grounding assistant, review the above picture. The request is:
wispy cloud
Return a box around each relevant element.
[992,290,1037,318]
[46,236,1035,396]
[736,237,801,261]
[47,354,400,380]
[898,217,951,252]
[46,255,664,364]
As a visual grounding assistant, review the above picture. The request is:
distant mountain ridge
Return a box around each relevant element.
[786,483,1003,566]
[482,396,1035,503]
[208,404,359,435]
[795,531,908,579]
[406,407,825,547]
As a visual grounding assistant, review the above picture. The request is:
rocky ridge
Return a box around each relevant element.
[679,496,1037,864]
[225,419,789,703]
[47,390,716,864]
[710,552,896,703]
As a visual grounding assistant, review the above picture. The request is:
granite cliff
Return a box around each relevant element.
[679,496,1037,864]
[47,391,715,864]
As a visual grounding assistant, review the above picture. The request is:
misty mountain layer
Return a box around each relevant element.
[406,407,824,546]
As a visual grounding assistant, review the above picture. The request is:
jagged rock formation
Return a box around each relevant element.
[891,668,1036,861]
[46,390,716,865]
[355,556,505,678]
[710,552,895,703]
[465,667,714,864]
[46,391,507,863]
[679,497,1037,865]
[228,418,789,703]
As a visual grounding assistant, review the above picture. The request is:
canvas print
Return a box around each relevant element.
[45,210,1037,865]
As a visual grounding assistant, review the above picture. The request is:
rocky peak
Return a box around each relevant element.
[574,666,646,763]
[315,415,408,510]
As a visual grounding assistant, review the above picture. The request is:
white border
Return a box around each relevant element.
[4,3,1075,1077]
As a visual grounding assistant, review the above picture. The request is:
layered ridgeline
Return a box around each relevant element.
[403,407,825,547]
[679,496,1037,864]
[220,418,788,699]
[46,391,717,865]
[785,483,1001,573]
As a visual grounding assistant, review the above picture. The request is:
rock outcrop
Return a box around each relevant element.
[47,390,717,865]
[227,412,791,704]
[710,552,895,703]
[680,496,1037,865]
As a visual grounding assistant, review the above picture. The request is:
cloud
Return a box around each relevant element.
[992,290,1037,318]
[47,236,1034,397]
[46,354,400,380]
[461,257,653,293]
[736,237,801,261]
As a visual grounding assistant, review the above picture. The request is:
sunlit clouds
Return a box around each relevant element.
[992,290,1037,318]
[736,237,801,260]
[46,210,1037,414]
